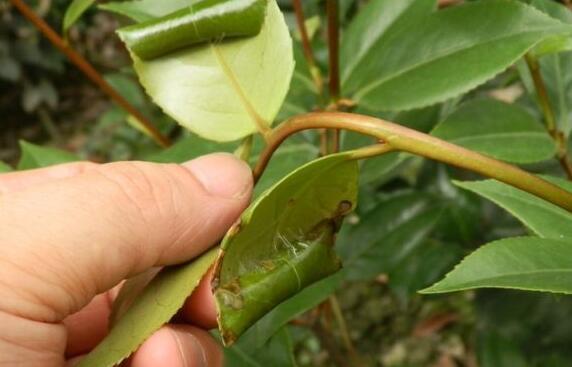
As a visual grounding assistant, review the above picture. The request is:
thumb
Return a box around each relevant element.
[0,153,252,323]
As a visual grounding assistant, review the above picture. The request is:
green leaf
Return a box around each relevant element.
[530,0,572,56]
[100,0,193,23]
[78,248,218,367]
[421,237,572,294]
[345,0,572,111]
[341,0,435,91]
[337,192,441,281]
[214,153,359,344]
[431,98,556,164]
[127,0,294,141]
[63,0,95,33]
[455,178,572,240]
[239,272,342,348]
[118,0,268,60]
[224,327,298,367]
[17,141,79,170]
[253,143,318,197]
[0,161,13,173]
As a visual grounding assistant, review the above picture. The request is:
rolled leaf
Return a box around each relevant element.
[213,153,359,345]
[118,0,268,60]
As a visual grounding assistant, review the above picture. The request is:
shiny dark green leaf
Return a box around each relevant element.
[432,98,556,163]
[422,237,572,294]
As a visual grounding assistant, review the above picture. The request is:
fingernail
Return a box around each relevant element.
[183,153,252,199]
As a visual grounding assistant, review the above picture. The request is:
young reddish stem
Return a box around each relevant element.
[9,0,171,148]
[326,0,341,153]
[292,0,323,95]
[254,112,572,212]
[525,54,572,179]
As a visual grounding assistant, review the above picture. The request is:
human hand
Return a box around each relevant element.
[0,153,253,367]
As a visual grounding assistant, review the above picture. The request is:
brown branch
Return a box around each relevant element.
[292,0,323,95]
[9,0,171,148]
[326,0,340,102]
[525,54,572,180]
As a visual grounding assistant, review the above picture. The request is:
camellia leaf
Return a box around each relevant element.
[345,0,572,111]
[118,0,267,60]
[123,0,294,141]
[337,192,441,281]
[341,0,435,89]
[421,237,572,294]
[530,0,572,56]
[17,141,79,170]
[214,153,359,345]
[238,272,343,348]
[100,0,194,23]
[431,98,556,164]
[78,249,218,367]
[63,0,95,33]
[455,178,572,240]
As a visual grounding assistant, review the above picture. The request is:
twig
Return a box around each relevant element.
[326,0,341,153]
[329,295,362,366]
[253,112,572,212]
[524,53,572,179]
[292,0,323,95]
[9,0,171,148]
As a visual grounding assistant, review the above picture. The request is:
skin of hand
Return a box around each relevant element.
[0,153,253,367]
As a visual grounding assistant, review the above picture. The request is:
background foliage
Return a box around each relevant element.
[3,0,572,366]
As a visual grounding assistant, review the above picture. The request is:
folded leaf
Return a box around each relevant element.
[125,0,294,141]
[100,0,194,22]
[422,237,572,294]
[214,153,359,345]
[118,0,268,60]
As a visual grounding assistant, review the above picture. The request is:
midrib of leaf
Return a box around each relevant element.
[211,44,271,136]
[353,28,560,101]
[443,268,572,287]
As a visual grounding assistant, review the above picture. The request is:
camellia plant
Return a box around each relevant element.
[8,0,572,365]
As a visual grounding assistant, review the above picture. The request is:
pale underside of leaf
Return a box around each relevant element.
[131,0,294,142]
[77,248,218,367]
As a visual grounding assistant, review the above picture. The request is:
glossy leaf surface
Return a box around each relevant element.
[422,237,572,294]
[127,0,294,141]
[78,249,218,367]
[432,98,556,164]
[345,0,571,111]
[118,0,267,60]
[455,178,572,240]
[214,153,359,344]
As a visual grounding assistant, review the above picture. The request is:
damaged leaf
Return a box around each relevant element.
[213,153,359,345]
